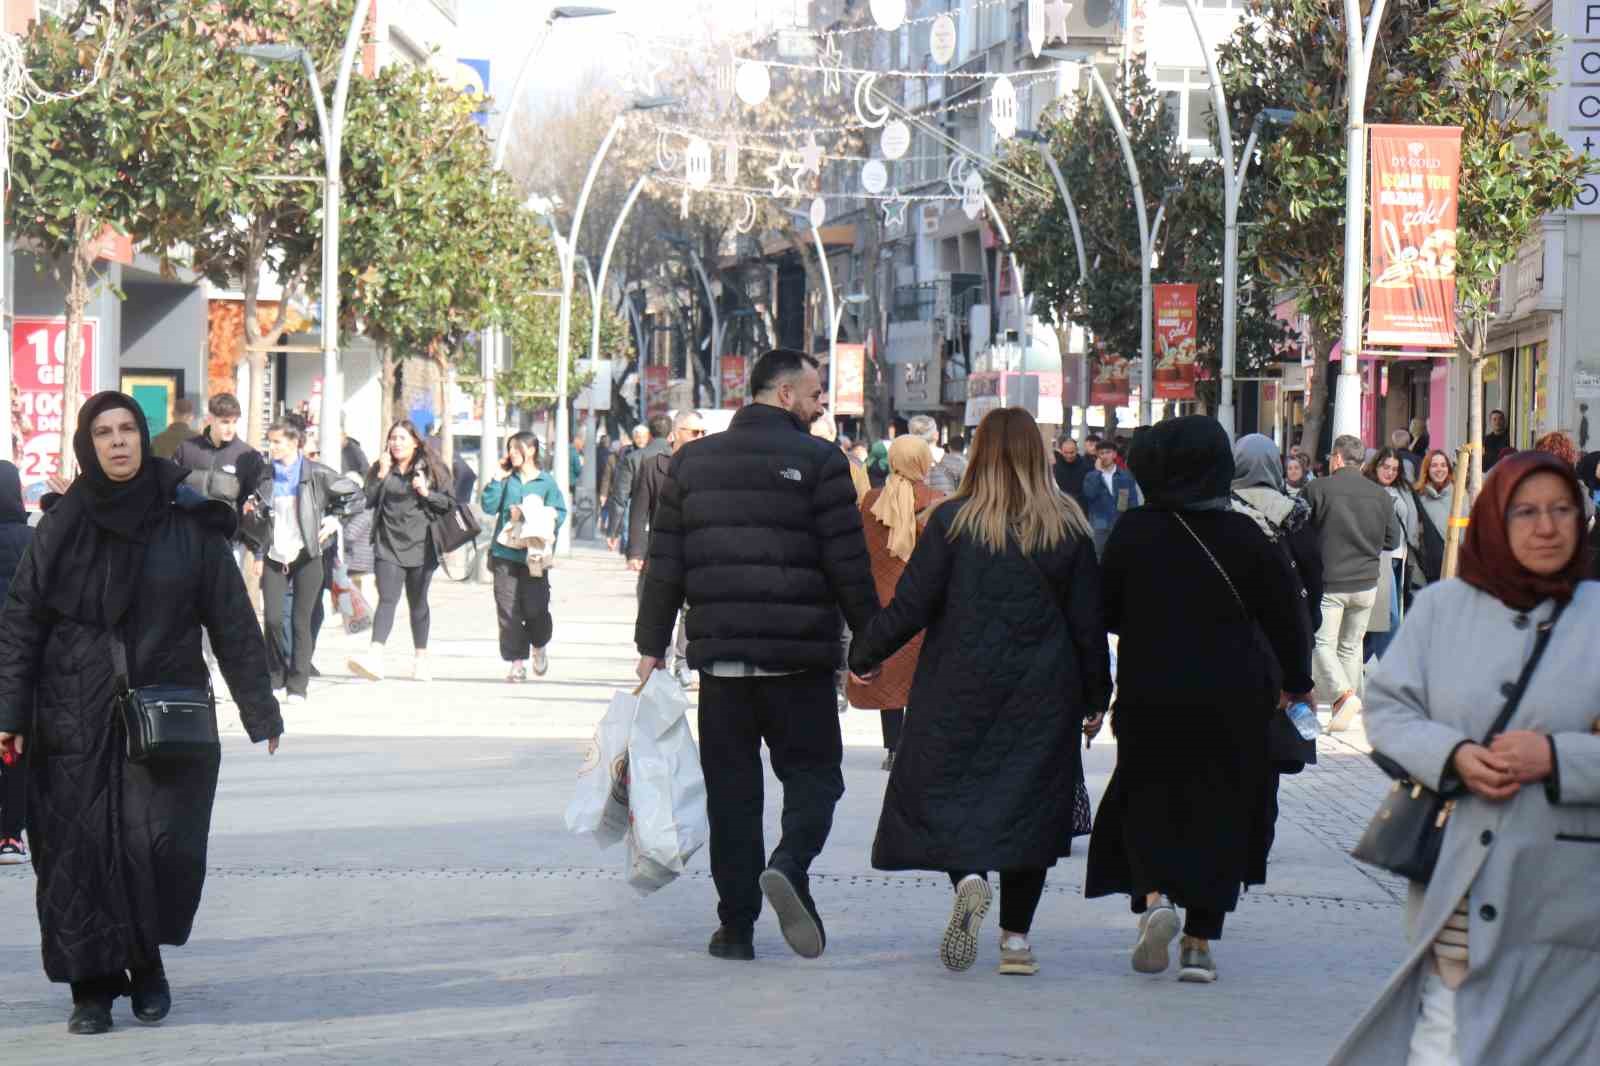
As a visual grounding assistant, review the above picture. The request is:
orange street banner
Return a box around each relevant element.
[1089,348,1130,407]
[833,344,865,416]
[1153,283,1199,400]
[1369,124,1461,349]
[720,355,747,409]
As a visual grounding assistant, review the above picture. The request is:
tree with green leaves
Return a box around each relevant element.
[995,64,1290,427]
[9,1,273,475]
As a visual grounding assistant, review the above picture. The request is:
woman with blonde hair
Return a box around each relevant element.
[848,435,942,770]
[850,407,1111,978]
[1411,449,1455,587]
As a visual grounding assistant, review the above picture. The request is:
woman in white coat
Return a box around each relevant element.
[1328,451,1599,1066]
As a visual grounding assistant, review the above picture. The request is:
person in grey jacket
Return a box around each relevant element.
[607,417,669,550]
[1305,435,1402,732]
[925,433,966,494]
[1328,451,1597,1066]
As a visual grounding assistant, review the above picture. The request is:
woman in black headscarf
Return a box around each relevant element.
[1086,417,1313,985]
[0,393,281,1036]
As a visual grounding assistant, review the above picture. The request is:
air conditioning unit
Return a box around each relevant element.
[1068,0,1123,41]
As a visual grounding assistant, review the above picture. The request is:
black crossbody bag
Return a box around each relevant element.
[110,630,220,765]
[1351,601,1565,882]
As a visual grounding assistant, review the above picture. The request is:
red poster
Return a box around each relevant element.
[833,344,865,416]
[720,355,747,409]
[1369,124,1461,349]
[12,317,98,506]
[1153,283,1199,400]
[644,366,670,418]
[1089,348,1130,407]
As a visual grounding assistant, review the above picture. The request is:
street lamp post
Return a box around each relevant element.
[236,0,373,449]
[482,6,614,480]
[1333,0,1391,441]
[788,209,836,411]
[552,96,678,551]
[980,192,1028,374]
[665,235,721,410]
[1046,50,1155,427]
[597,172,651,420]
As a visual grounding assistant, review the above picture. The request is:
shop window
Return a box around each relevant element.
[1154,67,1216,159]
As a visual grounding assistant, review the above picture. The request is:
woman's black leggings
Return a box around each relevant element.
[373,559,436,649]
[1,755,24,839]
[947,869,1048,934]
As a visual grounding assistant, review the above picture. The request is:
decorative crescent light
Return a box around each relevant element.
[735,194,758,234]
[853,74,892,129]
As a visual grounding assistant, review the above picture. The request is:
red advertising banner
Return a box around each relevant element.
[1089,348,1130,407]
[644,365,670,418]
[833,343,865,417]
[1369,124,1461,349]
[720,355,747,409]
[1153,283,1199,400]
[12,317,99,506]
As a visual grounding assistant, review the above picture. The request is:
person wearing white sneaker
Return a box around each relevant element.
[353,422,454,684]
[481,434,566,685]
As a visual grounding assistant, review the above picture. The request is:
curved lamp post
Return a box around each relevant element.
[786,208,838,412]
[1017,128,1090,439]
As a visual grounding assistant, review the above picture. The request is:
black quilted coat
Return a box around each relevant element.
[636,402,878,672]
[849,501,1112,872]
[0,480,280,982]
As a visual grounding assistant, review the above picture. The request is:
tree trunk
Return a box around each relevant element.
[1301,318,1336,468]
[1466,318,1487,499]
[435,345,455,465]
[59,218,95,481]
[240,224,300,448]
[379,344,396,428]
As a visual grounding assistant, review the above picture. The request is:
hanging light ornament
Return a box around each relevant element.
[853,73,892,129]
[869,0,906,32]
[989,74,1018,141]
[735,60,771,107]
[724,141,740,185]
[861,159,888,195]
[880,119,911,160]
[685,138,713,188]
[930,14,957,66]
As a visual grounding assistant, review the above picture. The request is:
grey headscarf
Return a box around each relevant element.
[1232,434,1287,494]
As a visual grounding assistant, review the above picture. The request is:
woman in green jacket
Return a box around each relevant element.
[480,433,568,681]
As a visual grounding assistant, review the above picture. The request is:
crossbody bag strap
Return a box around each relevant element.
[1482,600,1567,742]
[1173,512,1248,623]
[108,626,131,697]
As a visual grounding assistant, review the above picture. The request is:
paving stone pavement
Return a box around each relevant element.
[0,545,1408,1064]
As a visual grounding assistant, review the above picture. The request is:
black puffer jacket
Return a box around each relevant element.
[849,501,1111,872]
[636,402,877,672]
[0,477,279,982]
[0,461,31,604]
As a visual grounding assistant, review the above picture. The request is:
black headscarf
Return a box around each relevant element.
[0,461,25,525]
[1129,415,1235,512]
[43,392,183,625]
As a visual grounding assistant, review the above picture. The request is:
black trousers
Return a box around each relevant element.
[491,558,553,661]
[1,755,23,839]
[373,559,436,649]
[880,708,905,751]
[947,870,1048,934]
[261,553,323,696]
[697,672,845,930]
[1130,896,1228,940]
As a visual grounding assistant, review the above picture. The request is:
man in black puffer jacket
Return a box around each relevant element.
[635,349,877,964]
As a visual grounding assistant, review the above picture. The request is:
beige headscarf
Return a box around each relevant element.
[871,435,934,561]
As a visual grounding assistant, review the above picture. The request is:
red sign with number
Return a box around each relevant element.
[12,318,98,506]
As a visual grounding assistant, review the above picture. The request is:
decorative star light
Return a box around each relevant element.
[620,33,671,97]
[1043,0,1075,44]
[818,34,845,95]
[793,133,824,183]
[881,188,909,229]
[764,150,803,199]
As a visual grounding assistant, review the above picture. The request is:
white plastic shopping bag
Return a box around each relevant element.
[626,670,708,873]
[624,824,680,897]
[564,689,634,847]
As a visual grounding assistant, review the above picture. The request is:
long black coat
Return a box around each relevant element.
[0,485,280,982]
[850,502,1112,873]
[1085,508,1313,915]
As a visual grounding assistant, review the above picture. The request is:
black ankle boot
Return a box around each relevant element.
[130,966,172,1024]
[68,978,121,1036]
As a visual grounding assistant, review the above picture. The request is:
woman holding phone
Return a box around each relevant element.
[349,421,453,683]
[481,433,567,681]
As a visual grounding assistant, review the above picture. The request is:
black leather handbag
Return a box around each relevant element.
[111,631,220,765]
[431,499,482,554]
[1351,601,1565,882]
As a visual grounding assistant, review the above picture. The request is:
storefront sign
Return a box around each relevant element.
[833,344,866,416]
[12,317,98,506]
[1368,124,1462,348]
[1089,348,1130,407]
[720,355,747,409]
[644,366,670,418]
[963,370,1003,427]
[1152,283,1199,400]
[1558,3,1600,213]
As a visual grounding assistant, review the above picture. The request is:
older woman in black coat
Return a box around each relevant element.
[1085,417,1313,984]
[850,407,1111,978]
[0,393,281,1035]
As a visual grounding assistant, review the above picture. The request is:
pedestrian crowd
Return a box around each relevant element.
[0,359,1595,1066]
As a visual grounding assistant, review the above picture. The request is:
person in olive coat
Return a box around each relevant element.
[1086,416,1312,985]
[0,392,281,1035]
[850,407,1111,978]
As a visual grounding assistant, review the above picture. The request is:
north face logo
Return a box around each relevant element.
[779,468,803,482]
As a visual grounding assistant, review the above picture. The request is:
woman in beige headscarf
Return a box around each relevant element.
[848,435,941,769]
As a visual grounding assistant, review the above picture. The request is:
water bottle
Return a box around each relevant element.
[1286,700,1320,742]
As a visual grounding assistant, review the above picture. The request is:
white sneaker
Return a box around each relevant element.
[1133,897,1182,974]
[940,875,993,972]
[530,646,549,677]
[348,649,385,681]
[413,658,432,682]
[285,693,307,707]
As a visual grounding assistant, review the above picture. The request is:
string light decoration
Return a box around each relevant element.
[1,9,119,176]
